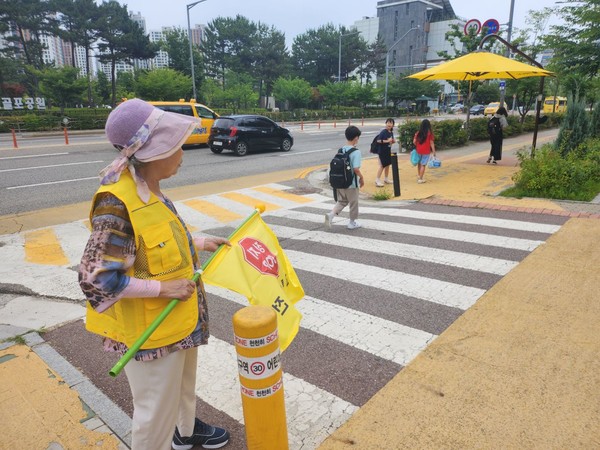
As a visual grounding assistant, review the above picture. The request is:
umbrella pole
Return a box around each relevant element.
[465,80,473,138]
[531,76,545,157]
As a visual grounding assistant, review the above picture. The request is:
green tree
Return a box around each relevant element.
[386,76,440,109]
[221,73,258,112]
[93,70,111,105]
[96,0,157,106]
[115,71,136,100]
[0,55,26,96]
[203,16,257,89]
[34,66,86,113]
[556,98,590,154]
[473,83,500,105]
[590,102,600,138]
[318,81,351,108]
[253,23,289,100]
[52,0,100,106]
[136,68,192,100]
[273,77,312,110]
[0,0,57,71]
[351,82,378,108]
[292,24,366,86]
[545,0,600,79]
[506,77,539,120]
[362,36,387,84]
[160,27,203,99]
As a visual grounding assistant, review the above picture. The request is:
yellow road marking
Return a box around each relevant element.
[183,199,243,223]
[220,192,281,212]
[297,165,324,179]
[24,229,69,266]
[253,186,312,203]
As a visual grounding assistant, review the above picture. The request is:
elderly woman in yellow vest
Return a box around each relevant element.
[79,99,231,450]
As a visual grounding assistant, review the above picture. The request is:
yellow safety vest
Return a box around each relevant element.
[85,170,198,349]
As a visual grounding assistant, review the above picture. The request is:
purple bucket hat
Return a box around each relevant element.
[99,98,199,202]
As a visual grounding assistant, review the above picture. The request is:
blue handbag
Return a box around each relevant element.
[410,149,419,166]
[428,156,441,168]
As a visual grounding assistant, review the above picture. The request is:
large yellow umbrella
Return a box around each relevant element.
[407,49,554,153]
[407,50,554,81]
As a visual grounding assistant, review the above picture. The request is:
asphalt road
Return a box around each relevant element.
[0,121,387,216]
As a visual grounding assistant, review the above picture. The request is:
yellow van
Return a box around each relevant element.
[149,99,219,145]
[542,96,567,114]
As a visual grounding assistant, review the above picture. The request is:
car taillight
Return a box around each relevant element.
[229,126,237,137]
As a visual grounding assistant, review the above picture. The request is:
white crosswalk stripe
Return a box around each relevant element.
[286,249,484,310]
[269,224,517,275]
[205,285,436,367]
[198,336,358,450]
[1,182,567,450]
[272,208,546,251]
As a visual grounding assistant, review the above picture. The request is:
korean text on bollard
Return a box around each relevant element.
[391,150,401,197]
[233,305,289,450]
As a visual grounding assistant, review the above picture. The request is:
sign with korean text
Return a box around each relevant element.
[1,97,46,110]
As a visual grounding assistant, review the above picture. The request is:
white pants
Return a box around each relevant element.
[125,347,198,450]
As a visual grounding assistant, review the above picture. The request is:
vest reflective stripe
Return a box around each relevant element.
[85,171,198,349]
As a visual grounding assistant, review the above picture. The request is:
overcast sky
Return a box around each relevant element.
[117,0,562,46]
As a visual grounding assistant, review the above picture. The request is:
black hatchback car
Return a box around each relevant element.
[469,104,486,115]
[208,115,293,156]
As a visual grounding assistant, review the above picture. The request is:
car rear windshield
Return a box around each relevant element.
[214,118,235,128]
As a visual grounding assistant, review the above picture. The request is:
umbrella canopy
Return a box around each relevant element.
[408,50,554,81]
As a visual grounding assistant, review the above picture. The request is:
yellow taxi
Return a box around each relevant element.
[484,102,500,116]
[149,99,219,145]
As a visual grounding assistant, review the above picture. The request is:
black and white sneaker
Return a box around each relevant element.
[172,418,230,450]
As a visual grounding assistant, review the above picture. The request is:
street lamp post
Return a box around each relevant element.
[384,26,419,106]
[187,0,207,100]
[338,31,359,82]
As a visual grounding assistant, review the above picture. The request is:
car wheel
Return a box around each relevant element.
[234,141,248,156]
[280,137,292,152]
[210,146,223,154]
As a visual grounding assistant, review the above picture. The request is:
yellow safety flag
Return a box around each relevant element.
[202,209,304,351]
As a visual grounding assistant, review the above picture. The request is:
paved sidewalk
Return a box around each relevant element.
[1,128,599,449]
[316,129,600,449]
[319,217,600,449]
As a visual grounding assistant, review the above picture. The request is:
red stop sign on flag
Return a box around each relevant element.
[239,237,279,277]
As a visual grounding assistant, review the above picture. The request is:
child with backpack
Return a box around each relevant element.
[374,118,396,187]
[325,126,364,230]
[487,106,508,164]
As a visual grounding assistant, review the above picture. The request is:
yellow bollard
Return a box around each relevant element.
[233,306,289,450]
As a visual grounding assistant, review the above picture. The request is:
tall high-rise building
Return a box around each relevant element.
[352,16,379,45]
[129,11,146,32]
[377,0,460,75]
[148,28,171,69]
[190,24,206,47]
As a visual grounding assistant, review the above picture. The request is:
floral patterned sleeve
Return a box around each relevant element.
[78,192,139,312]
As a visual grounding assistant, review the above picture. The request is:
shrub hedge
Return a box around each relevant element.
[503,138,600,201]
[1,107,563,145]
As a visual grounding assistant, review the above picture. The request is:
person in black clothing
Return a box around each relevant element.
[375,118,396,187]
[487,106,508,164]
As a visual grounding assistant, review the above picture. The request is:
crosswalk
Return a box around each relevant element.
[2,181,569,450]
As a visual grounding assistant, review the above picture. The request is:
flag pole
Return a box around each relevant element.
[108,204,266,377]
